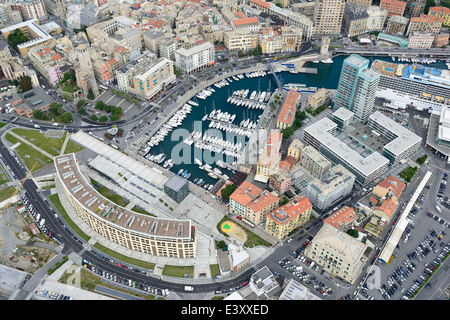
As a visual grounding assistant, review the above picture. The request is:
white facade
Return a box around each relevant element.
[175,41,215,74]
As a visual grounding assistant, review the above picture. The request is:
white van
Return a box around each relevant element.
[52,123,58,126]
[34,124,40,129]
[436,205,442,213]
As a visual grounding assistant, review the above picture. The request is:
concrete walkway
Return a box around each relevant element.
[60,132,71,155]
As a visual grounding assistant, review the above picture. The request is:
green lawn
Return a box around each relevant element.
[162,265,194,278]
[61,83,79,94]
[48,193,91,242]
[5,133,53,172]
[10,129,83,156]
[90,177,130,207]
[92,242,155,270]
[0,186,16,202]
[64,140,84,154]
[0,166,10,185]
[131,205,156,217]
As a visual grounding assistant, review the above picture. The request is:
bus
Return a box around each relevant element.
[111,144,119,150]
[99,85,108,91]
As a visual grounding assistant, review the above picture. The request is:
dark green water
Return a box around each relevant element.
[147,55,448,187]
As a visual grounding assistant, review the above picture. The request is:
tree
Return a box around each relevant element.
[112,107,122,115]
[60,112,73,123]
[76,99,85,108]
[95,100,106,111]
[105,105,113,113]
[18,76,32,92]
[89,114,98,121]
[99,115,108,122]
[33,109,46,120]
[78,107,86,115]
[347,229,359,238]
[62,93,72,101]
[220,184,237,200]
[110,114,120,122]
[49,102,63,115]
[87,88,95,100]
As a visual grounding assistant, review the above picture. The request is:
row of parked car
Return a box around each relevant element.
[39,288,72,300]
[403,241,450,299]
[82,258,169,298]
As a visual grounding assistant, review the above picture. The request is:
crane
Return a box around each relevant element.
[1,161,38,215]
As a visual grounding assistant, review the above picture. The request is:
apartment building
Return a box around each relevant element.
[287,139,304,161]
[323,206,358,231]
[142,30,166,55]
[132,57,176,100]
[408,31,435,48]
[256,129,282,179]
[224,29,258,52]
[277,89,300,130]
[304,222,369,284]
[28,46,63,87]
[304,164,355,211]
[307,88,332,110]
[429,6,450,27]
[245,190,280,224]
[407,0,426,17]
[406,14,443,36]
[303,118,390,185]
[300,146,332,180]
[313,0,346,36]
[265,195,312,240]
[174,42,215,74]
[372,175,405,204]
[380,0,407,17]
[386,15,410,35]
[229,180,264,217]
[10,0,46,20]
[367,111,422,164]
[331,107,355,130]
[55,153,197,259]
[116,52,157,92]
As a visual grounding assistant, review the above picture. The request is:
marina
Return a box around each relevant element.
[138,55,450,189]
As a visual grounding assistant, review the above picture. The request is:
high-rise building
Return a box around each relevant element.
[313,0,345,36]
[334,54,380,124]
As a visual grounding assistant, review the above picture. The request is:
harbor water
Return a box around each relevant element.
[143,55,449,188]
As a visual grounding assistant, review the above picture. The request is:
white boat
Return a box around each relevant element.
[259,91,266,102]
[194,158,202,166]
[208,172,218,179]
[188,100,199,106]
[321,58,333,64]
[213,168,222,175]
[243,119,250,127]
[249,91,256,100]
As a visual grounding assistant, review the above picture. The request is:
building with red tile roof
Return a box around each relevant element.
[372,175,405,203]
[265,195,312,239]
[429,6,450,26]
[229,180,263,216]
[380,0,407,17]
[407,14,443,35]
[277,89,300,130]
[374,198,397,220]
[324,206,357,230]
